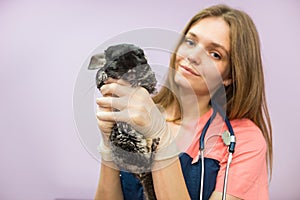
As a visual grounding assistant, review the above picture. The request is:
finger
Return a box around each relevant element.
[96,109,118,124]
[97,118,114,130]
[96,98,111,109]
[97,109,149,130]
[100,83,136,97]
[96,97,128,111]
[105,78,130,86]
[96,118,114,137]
[97,104,112,112]
[96,110,129,124]
[96,110,117,122]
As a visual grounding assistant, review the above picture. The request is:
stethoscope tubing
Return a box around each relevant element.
[199,102,236,200]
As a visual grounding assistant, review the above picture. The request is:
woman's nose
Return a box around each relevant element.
[186,45,204,66]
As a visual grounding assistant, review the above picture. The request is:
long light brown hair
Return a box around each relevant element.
[153,4,273,176]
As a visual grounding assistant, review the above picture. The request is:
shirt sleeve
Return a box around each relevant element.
[214,119,269,200]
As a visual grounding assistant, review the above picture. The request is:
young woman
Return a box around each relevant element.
[94,4,272,200]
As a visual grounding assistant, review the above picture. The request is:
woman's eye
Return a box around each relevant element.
[184,38,196,47]
[210,52,221,60]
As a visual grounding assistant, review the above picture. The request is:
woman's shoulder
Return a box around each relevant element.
[230,118,266,151]
[215,118,269,199]
[230,118,260,131]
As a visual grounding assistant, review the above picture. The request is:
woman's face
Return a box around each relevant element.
[174,17,231,96]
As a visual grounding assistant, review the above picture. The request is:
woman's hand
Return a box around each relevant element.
[96,93,115,162]
[96,79,179,161]
[96,99,114,141]
[96,79,164,138]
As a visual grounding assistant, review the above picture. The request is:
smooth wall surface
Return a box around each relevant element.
[0,0,299,199]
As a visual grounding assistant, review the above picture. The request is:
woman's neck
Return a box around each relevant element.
[166,89,211,122]
[181,93,211,121]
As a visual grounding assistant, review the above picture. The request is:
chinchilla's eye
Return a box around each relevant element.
[112,65,118,70]
[110,60,118,70]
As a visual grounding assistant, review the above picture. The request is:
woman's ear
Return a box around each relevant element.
[223,78,232,87]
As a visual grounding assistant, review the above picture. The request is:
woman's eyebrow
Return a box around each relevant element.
[186,32,197,39]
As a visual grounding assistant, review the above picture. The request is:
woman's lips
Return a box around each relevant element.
[179,65,200,76]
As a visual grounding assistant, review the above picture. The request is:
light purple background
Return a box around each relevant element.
[0,0,299,199]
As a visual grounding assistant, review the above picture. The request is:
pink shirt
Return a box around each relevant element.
[185,109,269,200]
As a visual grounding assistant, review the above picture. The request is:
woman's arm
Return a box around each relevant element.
[152,158,190,199]
[94,162,123,200]
[97,82,190,199]
[95,94,123,199]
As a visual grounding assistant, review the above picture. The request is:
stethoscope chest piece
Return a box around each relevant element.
[222,130,231,146]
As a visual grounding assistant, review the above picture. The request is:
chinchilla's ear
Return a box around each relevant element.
[88,53,106,70]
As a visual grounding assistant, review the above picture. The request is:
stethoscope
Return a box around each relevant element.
[199,101,236,200]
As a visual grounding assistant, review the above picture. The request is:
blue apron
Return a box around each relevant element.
[120,152,220,200]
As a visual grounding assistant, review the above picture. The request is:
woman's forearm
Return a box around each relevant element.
[152,158,190,199]
[94,162,123,200]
